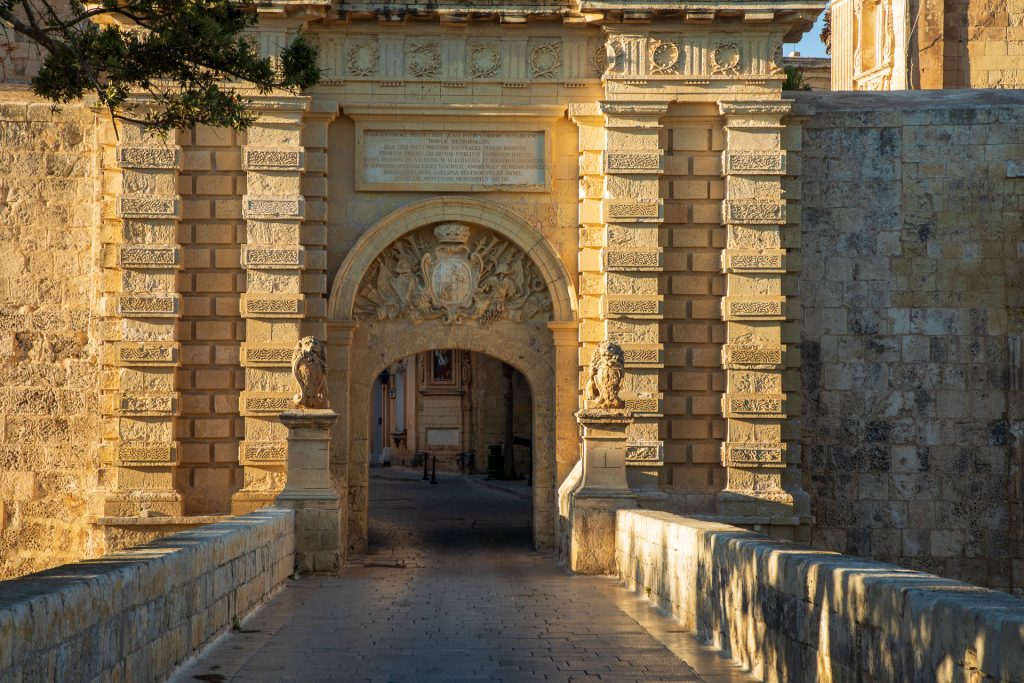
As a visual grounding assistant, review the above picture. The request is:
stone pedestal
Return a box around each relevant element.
[567,409,636,574]
[276,409,341,574]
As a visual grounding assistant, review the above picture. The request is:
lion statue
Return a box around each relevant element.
[585,340,625,409]
[291,336,329,409]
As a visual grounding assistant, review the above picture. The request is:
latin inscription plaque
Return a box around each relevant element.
[361,130,546,190]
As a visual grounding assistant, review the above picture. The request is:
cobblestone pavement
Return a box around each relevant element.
[172,470,757,683]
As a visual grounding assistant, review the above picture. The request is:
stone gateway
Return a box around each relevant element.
[0,1,1020,613]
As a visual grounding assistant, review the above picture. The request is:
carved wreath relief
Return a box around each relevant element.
[585,340,626,410]
[292,336,329,409]
[354,224,552,327]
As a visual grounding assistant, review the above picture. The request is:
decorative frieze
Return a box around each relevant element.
[240,344,295,368]
[625,398,661,414]
[625,441,664,466]
[605,152,664,174]
[117,295,179,318]
[239,294,304,319]
[721,442,787,467]
[115,442,177,466]
[606,297,662,317]
[722,201,787,225]
[242,196,305,220]
[722,344,784,369]
[115,146,180,170]
[239,440,288,465]
[117,196,180,219]
[622,347,663,367]
[605,250,663,272]
[239,392,293,416]
[118,246,180,268]
[603,198,664,222]
[722,297,787,321]
[243,149,305,171]
[115,394,178,417]
[723,151,787,175]
[240,247,306,270]
[722,251,786,273]
[722,395,786,418]
[115,342,179,367]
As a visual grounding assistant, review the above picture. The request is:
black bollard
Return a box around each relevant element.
[422,453,429,481]
[431,456,437,485]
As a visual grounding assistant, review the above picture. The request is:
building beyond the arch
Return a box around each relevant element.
[0,1,1020,599]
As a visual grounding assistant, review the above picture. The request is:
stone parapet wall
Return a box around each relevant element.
[0,508,294,682]
[616,509,1024,683]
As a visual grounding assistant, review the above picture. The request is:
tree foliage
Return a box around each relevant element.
[0,0,321,132]
[782,65,812,91]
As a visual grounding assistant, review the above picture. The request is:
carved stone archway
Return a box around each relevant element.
[326,197,579,555]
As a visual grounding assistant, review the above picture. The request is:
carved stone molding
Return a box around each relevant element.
[117,196,180,219]
[243,149,305,171]
[354,223,553,326]
[115,342,179,367]
[239,294,304,319]
[239,440,288,465]
[115,146,180,170]
[626,441,664,466]
[118,246,180,268]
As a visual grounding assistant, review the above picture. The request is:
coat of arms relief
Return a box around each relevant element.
[354,223,553,326]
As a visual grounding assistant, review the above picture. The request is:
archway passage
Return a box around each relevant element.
[366,349,534,553]
[370,350,533,481]
[326,197,580,557]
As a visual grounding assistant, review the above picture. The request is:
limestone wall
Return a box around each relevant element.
[0,507,294,682]
[912,0,1024,89]
[797,90,1024,594]
[0,94,102,580]
[616,509,1024,683]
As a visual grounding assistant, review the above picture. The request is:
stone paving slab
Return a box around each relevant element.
[171,471,756,683]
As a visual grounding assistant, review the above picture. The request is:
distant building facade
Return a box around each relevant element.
[831,0,1024,90]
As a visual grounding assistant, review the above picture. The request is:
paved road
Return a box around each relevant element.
[172,470,756,683]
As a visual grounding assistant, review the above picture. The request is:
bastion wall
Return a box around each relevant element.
[796,90,1024,595]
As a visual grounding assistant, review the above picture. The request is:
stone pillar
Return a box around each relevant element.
[717,101,810,535]
[568,409,636,574]
[100,123,184,516]
[326,320,356,557]
[234,96,315,513]
[548,321,581,485]
[277,409,340,574]
[571,99,668,488]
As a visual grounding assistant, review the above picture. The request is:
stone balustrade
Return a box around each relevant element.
[616,509,1024,683]
[0,508,294,682]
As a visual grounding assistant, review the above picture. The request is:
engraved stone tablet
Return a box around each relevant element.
[361,130,546,190]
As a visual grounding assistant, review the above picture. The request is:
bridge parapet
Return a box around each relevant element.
[616,509,1024,682]
[0,508,294,682]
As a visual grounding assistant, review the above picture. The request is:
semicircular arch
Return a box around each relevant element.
[327,197,577,323]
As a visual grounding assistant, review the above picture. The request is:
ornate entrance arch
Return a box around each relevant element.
[326,197,579,554]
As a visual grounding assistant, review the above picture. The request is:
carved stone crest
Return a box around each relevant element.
[347,41,378,77]
[406,39,440,78]
[585,340,626,409]
[711,42,741,76]
[354,223,552,326]
[469,42,501,79]
[292,336,329,409]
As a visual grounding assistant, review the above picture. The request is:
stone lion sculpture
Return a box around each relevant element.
[291,336,329,409]
[585,340,625,409]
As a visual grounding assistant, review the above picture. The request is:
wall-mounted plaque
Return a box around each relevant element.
[360,130,547,191]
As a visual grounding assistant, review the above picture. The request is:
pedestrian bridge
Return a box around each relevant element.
[2,471,1023,682]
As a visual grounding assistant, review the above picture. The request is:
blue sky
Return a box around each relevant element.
[784,14,829,58]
